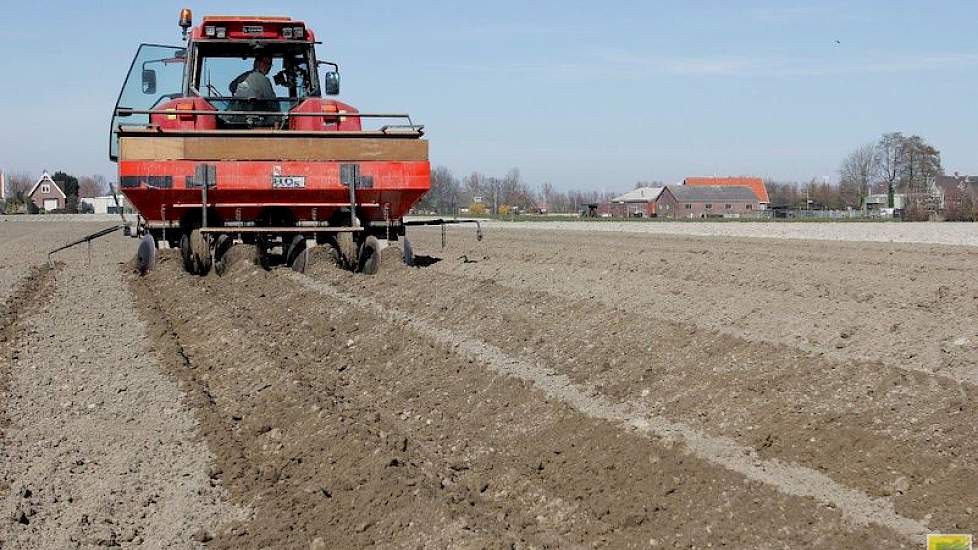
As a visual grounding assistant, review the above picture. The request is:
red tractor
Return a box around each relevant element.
[109,9,477,275]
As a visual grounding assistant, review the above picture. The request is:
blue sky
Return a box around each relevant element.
[1,1,977,191]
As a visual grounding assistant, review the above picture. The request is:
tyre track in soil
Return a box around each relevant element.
[416,229,978,384]
[290,271,929,539]
[403,229,978,529]
[0,264,59,500]
[133,251,910,548]
[2,244,245,549]
[315,261,978,536]
[0,225,87,304]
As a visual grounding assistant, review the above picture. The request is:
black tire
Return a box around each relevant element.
[180,233,195,274]
[213,235,233,276]
[358,235,381,275]
[286,235,307,272]
[190,229,212,275]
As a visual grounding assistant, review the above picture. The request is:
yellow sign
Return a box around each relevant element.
[928,534,973,550]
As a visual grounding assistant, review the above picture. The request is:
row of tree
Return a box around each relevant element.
[417,132,949,216]
[3,172,109,213]
[838,132,943,209]
[766,133,947,211]
[416,167,618,215]
[4,132,952,217]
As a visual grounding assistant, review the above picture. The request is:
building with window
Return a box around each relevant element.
[80,193,135,215]
[934,174,978,213]
[28,172,66,212]
[610,186,665,217]
[684,177,769,209]
[655,186,759,219]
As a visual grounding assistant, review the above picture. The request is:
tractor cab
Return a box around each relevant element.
[109,13,346,160]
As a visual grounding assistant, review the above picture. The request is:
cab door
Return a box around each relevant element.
[109,44,186,161]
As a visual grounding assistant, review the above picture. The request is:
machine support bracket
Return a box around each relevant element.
[402,219,483,249]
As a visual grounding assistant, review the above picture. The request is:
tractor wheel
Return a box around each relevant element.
[287,235,307,273]
[358,235,381,275]
[213,235,234,276]
[189,229,212,275]
[180,233,195,274]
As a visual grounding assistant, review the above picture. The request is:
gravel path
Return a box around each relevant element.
[475,219,978,247]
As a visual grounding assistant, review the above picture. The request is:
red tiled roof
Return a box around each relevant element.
[684,177,769,203]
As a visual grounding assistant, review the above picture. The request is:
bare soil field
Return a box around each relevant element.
[0,220,244,549]
[2,218,977,548]
[478,219,978,247]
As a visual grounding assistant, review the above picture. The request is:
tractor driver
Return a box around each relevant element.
[229,55,276,102]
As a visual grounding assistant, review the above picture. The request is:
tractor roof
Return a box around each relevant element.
[192,15,314,42]
[202,16,295,23]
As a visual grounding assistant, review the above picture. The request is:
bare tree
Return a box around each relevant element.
[839,143,877,208]
[899,135,942,196]
[415,166,461,214]
[2,172,36,213]
[7,172,34,198]
[944,185,976,221]
[766,180,809,208]
[79,177,97,198]
[463,171,493,210]
[876,132,904,208]
[871,132,942,210]
[78,174,110,198]
[539,181,570,213]
[499,168,534,210]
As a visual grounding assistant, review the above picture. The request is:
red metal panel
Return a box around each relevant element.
[151,98,218,130]
[288,99,362,132]
[119,160,429,225]
[193,19,312,41]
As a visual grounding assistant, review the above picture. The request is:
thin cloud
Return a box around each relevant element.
[486,53,978,79]
[785,53,978,76]
[429,51,978,79]
[749,6,836,23]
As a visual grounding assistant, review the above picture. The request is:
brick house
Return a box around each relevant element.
[28,172,66,212]
[656,185,759,219]
[684,177,769,208]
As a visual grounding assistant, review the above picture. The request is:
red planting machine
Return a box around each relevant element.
[107,9,479,275]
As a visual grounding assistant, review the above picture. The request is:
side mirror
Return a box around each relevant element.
[142,69,157,94]
[324,71,340,95]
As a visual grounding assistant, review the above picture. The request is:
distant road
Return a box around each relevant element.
[465,219,978,247]
[5,215,972,247]
[0,214,122,223]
